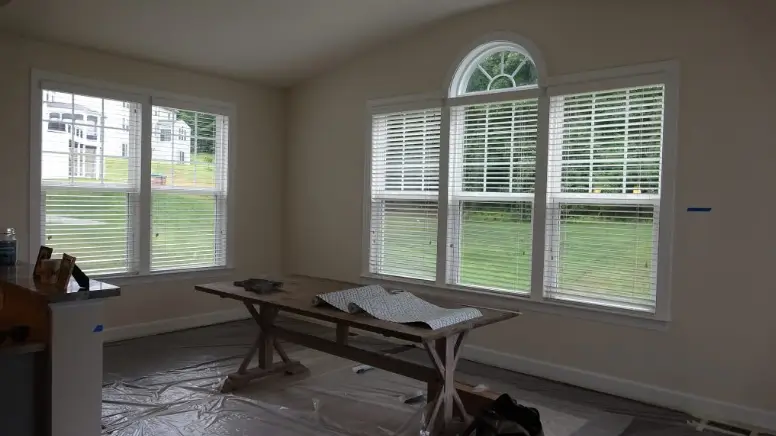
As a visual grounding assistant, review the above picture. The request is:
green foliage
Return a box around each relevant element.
[177,110,217,154]
[44,190,218,274]
[465,51,538,93]
[380,214,653,296]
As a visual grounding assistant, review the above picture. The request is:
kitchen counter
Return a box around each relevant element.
[0,263,120,303]
[0,262,120,436]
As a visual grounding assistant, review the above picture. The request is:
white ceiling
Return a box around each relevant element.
[0,0,507,85]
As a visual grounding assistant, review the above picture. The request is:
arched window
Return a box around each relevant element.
[450,41,541,97]
[445,39,544,293]
[367,37,673,316]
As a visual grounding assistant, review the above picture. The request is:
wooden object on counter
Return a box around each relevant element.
[33,246,53,280]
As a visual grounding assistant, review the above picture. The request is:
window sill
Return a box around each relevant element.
[96,267,235,287]
[361,274,669,331]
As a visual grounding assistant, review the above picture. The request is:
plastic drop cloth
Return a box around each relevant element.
[102,318,431,436]
[102,319,707,436]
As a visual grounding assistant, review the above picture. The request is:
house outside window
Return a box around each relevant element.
[366,38,677,321]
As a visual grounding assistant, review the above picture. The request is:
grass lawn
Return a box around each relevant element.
[381,214,654,302]
[101,156,216,188]
[44,190,220,274]
[47,154,222,274]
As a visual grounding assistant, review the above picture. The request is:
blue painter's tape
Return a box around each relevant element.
[687,207,712,212]
[93,324,104,333]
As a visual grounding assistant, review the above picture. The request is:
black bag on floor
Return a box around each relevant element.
[465,394,543,436]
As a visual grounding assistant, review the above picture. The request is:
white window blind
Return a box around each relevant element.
[447,99,538,293]
[369,109,440,281]
[150,106,229,271]
[545,85,665,311]
[40,90,141,275]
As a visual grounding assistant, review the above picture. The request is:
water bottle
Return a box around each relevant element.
[0,228,17,266]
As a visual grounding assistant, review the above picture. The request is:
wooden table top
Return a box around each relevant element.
[195,276,517,343]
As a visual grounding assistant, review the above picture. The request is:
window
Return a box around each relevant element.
[369,109,441,281]
[178,127,187,141]
[447,98,538,294]
[48,112,65,132]
[86,115,99,140]
[159,128,171,142]
[33,74,233,277]
[40,90,140,275]
[544,85,665,311]
[365,39,676,319]
[150,107,228,271]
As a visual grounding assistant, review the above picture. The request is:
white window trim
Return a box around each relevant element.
[29,70,237,280]
[362,60,679,326]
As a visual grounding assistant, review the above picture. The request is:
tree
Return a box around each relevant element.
[177,110,217,155]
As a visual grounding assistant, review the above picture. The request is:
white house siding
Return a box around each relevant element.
[41,91,191,181]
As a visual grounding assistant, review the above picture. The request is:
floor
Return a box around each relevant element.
[102,318,722,436]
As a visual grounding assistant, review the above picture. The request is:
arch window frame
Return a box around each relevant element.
[450,40,540,97]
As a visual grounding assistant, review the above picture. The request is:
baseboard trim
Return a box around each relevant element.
[462,345,776,432]
[103,309,250,343]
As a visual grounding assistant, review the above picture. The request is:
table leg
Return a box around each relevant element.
[220,303,307,393]
[258,304,277,369]
[423,332,470,435]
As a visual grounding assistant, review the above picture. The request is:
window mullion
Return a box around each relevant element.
[138,98,152,275]
[445,107,464,285]
[435,106,450,286]
[530,92,551,301]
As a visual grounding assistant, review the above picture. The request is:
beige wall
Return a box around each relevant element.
[0,32,285,327]
[285,0,776,412]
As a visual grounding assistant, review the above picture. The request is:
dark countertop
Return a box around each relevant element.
[0,263,120,303]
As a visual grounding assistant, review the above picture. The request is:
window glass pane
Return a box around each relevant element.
[151,107,223,190]
[371,200,437,281]
[44,189,130,275]
[151,192,225,271]
[551,204,655,308]
[556,86,664,195]
[456,201,532,293]
[463,50,538,95]
[379,111,440,193]
[457,99,538,194]
[41,91,139,185]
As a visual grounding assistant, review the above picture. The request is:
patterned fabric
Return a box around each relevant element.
[314,285,482,330]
